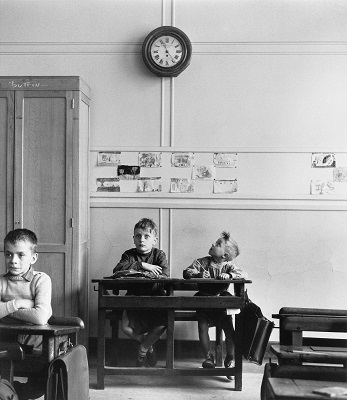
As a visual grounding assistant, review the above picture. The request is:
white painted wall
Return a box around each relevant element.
[1,0,346,340]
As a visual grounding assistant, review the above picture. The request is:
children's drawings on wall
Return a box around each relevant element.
[139,152,162,167]
[213,179,238,194]
[97,151,121,166]
[117,165,140,180]
[311,153,336,168]
[333,167,347,182]
[310,152,347,194]
[171,153,194,167]
[310,180,335,195]
[137,177,162,192]
[170,178,194,193]
[96,178,120,192]
[213,153,238,168]
[192,165,216,180]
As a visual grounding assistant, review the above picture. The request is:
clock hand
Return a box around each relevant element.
[165,47,176,61]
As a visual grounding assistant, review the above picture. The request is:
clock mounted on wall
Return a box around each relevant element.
[142,26,192,77]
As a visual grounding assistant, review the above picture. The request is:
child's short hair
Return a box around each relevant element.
[134,218,158,237]
[4,228,38,253]
[221,231,240,260]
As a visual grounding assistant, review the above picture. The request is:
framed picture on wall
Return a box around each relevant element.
[171,152,194,167]
[213,179,238,194]
[170,178,194,193]
[138,152,162,167]
[192,165,215,180]
[96,177,120,192]
[213,153,238,168]
[311,153,336,168]
[137,177,162,192]
[97,151,121,166]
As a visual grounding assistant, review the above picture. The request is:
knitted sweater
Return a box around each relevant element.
[0,267,52,325]
[183,256,246,295]
[113,247,169,295]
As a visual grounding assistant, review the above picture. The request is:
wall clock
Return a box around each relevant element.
[142,26,192,77]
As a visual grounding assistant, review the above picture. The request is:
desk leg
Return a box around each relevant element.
[97,308,106,390]
[0,360,14,383]
[166,310,175,369]
[234,312,243,391]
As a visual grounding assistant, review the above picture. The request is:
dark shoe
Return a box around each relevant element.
[202,352,215,368]
[224,355,235,380]
[136,354,147,367]
[146,345,157,367]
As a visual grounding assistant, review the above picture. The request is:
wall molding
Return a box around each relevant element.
[90,195,347,211]
[2,41,347,55]
[90,146,347,153]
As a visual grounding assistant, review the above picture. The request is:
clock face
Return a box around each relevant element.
[142,26,192,77]
[150,35,183,68]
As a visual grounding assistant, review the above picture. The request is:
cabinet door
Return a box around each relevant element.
[0,91,14,245]
[14,91,74,316]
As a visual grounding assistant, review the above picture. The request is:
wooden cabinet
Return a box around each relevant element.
[0,76,90,343]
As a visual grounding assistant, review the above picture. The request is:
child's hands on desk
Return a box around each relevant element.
[197,270,211,278]
[219,273,231,280]
[141,262,162,277]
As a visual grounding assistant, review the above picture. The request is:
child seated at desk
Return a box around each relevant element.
[0,228,52,398]
[113,218,169,367]
[183,231,246,378]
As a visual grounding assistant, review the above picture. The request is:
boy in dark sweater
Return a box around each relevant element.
[113,218,169,367]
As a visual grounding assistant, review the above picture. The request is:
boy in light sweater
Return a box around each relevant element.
[183,231,246,379]
[0,228,52,399]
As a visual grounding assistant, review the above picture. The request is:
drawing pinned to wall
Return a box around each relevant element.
[137,177,162,192]
[213,153,238,168]
[97,151,121,166]
[310,180,335,195]
[96,178,120,192]
[311,153,336,168]
[333,167,347,182]
[139,152,162,167]
[171,152,194,167]
[213,179,238,194]
[192,165,215,180]
[118,165,140,179]
[170,178,194,193]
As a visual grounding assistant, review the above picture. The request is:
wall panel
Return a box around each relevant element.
[174,55,347,148]
[89,205,347,338]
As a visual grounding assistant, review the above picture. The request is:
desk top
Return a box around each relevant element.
[0,322,81,335]
[92,277,252,284]
[268,378,347,400]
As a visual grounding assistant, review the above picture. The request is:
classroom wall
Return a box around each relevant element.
[1,0,347,340]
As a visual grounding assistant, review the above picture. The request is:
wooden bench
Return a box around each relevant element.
[261,308,347,400]
[273,307,347,346]
[106,309,224,366]
[271,307,347,366]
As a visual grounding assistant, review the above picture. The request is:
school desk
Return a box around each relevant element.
[92,277,252,391]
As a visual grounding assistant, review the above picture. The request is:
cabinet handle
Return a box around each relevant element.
[15,221,20,225]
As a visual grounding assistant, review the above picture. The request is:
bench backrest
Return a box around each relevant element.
[273,307,347,346]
